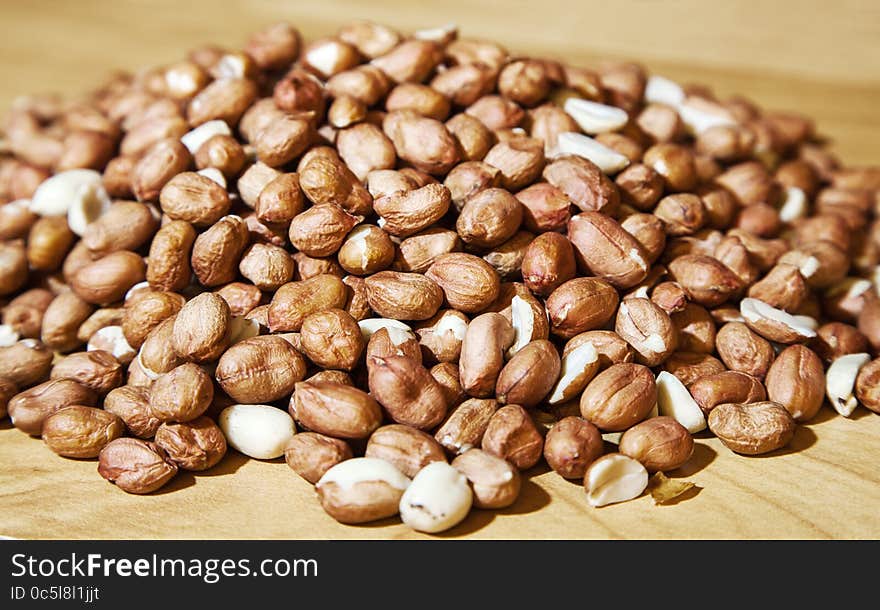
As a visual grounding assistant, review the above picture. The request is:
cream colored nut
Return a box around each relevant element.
[367,355,448,430]
[779,186,808,222]
[181,119,231,154]
[708,401,796,455]
[452,448,520,510]
[481,404,544,470]
[365,326,421,363]
[292,381,383,439]
[415,309,467,364]
[740,297,818,344]
[365,424,447,479]
[563,98,629,134]
[495,339,561,407]
[565,330,634,370]
[104,385,160,439]
[434,397,498,455]
[42,405,125,458]
[172,292,230,362]
[656,371,707,433]
[619,416,693,472]
[284,432,353,484]
[615,299,678,367]
[7,378,97,436]
[580,363,657,431]
[584,453,649,507]
[551,132,630,173]
[543,416,603,479]
[678,96,737,135]
[399,461,473,534]
[219,404,296,460]
[359,317,415,345]
[547,341,599,404]
[825,352,871,417]
[29,169,111,236]
[0,324,20,347]
[216,335,307,403]
[459,312,514,398]
[197,167,226,188]
[237,162,281,208]
[645,75,685,107]
[317,457,411,525]
[765,345,825,422]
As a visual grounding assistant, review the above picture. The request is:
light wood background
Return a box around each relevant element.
[1,0,879,539]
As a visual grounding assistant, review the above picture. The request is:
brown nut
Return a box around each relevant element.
[71,251,146,306]
[0,339,54,387]
[104,385,160,439]
[426,253,501,314]
[122,290,185,349]
[855,358,880,415]
[149,362,213,423]
[131,139,192,202]
[568,212,649,289]
[374,183,451,238]
[456,187,523,249]
[520,232,576,297]
[292,381,382,439]
[288,204,359,258]
[452,448,521,509]
[579,363,657,431]
[618,416,694,472]
[172,292,230,362]
[434,397,499,456]
[27,216,74,271]
[383,110,459,175]
[444,161,502,211]
[315,457,410,524]
[367,355,447,430]
[154,416,227,471]
[191,215,250,287]
[394,227,461,274]
[543,155,619,214]
[42,405,124,458]
[415,309,468,364]
[50,350,123,394]
[159,171,230,227]
[667,254,743,307]
[195,134,246,178]
[137,316,183,379]
[215,282,262,317]
[715,322,775,378]
[364,324,421,363]
[3,288,54,339]
[0,376,18,419]
[643,143,697,192]
[565,330,635,370]
[430,361,466,409]
[459,312,515,398]
[216,335,307,403]
[615,298,678,366]
[299,308,364,371]
[147,220,196,292]
[484,137,546,190]
[337,225,395,275]
[268,274,348,332]
[764,345,825,422]
[622,213,667,264]
[365,424,447,478]
[364,271,444,321]
[543,416,603,479]
[98,437,178,494]
[7,378,97,435]
[41,292,94,352]
[708,401,796,455]
[83,201,159,256]
[812,322,870,363]
[496,339,561,407]
[481,404,544,470]
[688,370,766,415]
[284,432,353,484]
[237,243,294,291]
[0,241,28,296]
[186,77,258,127]
[654,193,707,236]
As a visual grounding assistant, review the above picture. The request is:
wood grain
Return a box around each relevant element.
[0,0,878,540]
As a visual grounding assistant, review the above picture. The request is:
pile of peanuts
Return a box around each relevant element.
[1,20,879,534]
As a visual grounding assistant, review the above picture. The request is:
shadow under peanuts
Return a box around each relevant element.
[749,423,818,458]
[197,451,250,477]
[0,419,13,431]
[436,463,553,538]
[672,442,716,477]
[153,470,196,494]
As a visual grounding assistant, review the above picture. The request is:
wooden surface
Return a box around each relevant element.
[1,0,879,540]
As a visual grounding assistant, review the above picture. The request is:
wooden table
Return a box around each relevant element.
[1,0,879,540]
